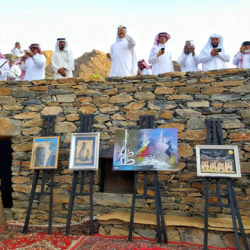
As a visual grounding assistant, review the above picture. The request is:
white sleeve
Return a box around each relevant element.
[178,54,187,66]
[11,48,15,54]
[21,61,27,71]
[232,52,243,66]
[148,47,158,64]
[19,49,24,55]
[109,45,113,61]
[199,51,213,63]
[125,34,136,48]
[32,54,46,68]
[217,52,230,62]
[0,62,10,77]
[51,52,59,73]
[193,54,200,65]
[65,51,74,71]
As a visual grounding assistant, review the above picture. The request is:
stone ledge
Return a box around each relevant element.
[98,211,250,233]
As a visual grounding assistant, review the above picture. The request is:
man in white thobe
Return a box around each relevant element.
[137,59,152,75]
[233,41,250,69]
[11,42,24,57]
[21,43,46,80]
[177,42,199,72]
[106,26,137,77]
[0,59,10,81]
[148,32,174,75]
[199,34,230,71]
[51,38,74,79]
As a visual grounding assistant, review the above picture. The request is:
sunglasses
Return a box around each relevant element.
[159,35,167,38]
[30,47,38,50]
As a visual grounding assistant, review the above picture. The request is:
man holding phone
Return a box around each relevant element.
[107,26,137,77]
[148,32,174,75]
[233,41,250,69]
[11,42,24,57]
[21,43,46,80]
[199,34,230,71]
[177,41,199,72]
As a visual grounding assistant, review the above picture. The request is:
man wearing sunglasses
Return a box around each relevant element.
[137,59,152,75]
[21,43,46,80]
[148,32,174,75]
[106,26,137,77]
[233,41,250,69]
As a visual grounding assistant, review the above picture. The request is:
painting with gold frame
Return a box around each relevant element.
[196,145,241,177]
[69,133,100,171]
[30,136,60,169]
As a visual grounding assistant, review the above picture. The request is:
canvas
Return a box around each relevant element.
[196,145,241,177]
[69,133,100,171]
[113,128,178,171]
[30,137,60,169]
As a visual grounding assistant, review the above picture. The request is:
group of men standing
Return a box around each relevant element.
[0,27,250,81]
[0,38,74,81]
[107,27,250,77]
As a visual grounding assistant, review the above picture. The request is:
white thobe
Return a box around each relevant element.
[178,53,199,72]
[109,34,137,77]
[51,49,74,79]
[141,68,152,75]
[233,52,250,69]
[21,54,46,80]
[9,64,22,80]
[199,52,230,71]
[0,59,10,80]
[148,44,174,75]
[11,48,24,57]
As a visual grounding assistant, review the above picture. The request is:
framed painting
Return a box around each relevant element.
[196,145,241,177]
[69,133,100,171]
[113,128,178,171]
[30,136,60,169]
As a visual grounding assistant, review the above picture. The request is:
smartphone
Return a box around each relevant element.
[160,48,165,53]
[217,48,222,52]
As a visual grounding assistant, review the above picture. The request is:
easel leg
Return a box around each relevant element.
[89,171,93,235]
[204,178,209,249]
[128,172,138,242]
[48,170,54,235]
[231,180,249,250]
[23,170,39,234]
[65,172,78,236]
[154,172,161,243]
[157,177,167,243]
[227,179,241,250]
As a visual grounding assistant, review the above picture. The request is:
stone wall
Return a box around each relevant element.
[1,68,250,225]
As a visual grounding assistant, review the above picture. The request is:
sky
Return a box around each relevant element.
[1,0,250,68]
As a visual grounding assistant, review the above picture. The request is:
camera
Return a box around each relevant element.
[160,48,165,53]
[217,48,222,52]
[186,40,194,48]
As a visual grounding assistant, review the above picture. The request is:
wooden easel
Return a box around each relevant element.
[65,114,94,236]
[203,118,248,250]
[128,115,167,243]
[23,115,56,234]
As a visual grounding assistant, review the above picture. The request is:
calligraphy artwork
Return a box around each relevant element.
[30,136,60,169]
[69,133,100,171]
[196,145,241,177]
[113,128,178,171]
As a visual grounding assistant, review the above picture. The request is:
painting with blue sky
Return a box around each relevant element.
[30,137,60,169]
[113,128,178,171]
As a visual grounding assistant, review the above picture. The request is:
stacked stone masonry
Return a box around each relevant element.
[1,68,250,225]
